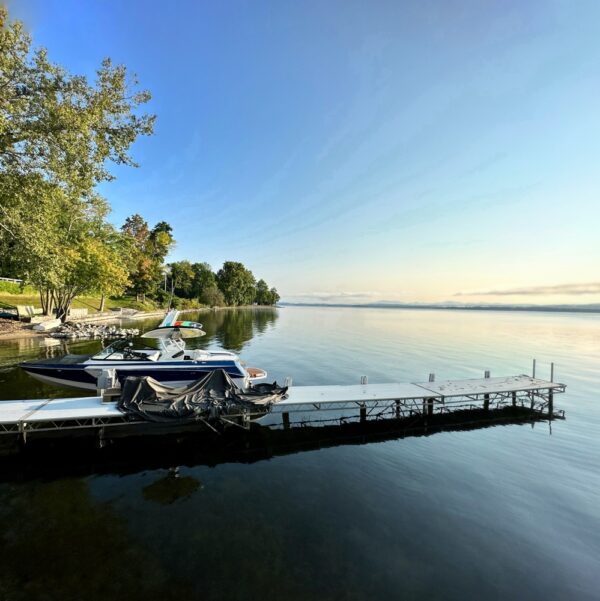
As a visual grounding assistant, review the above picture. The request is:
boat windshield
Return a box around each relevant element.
[92,339,160,361]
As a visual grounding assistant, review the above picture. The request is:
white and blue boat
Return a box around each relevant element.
[20,310,267,390]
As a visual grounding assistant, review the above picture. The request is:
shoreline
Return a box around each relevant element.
[0,305,279,341]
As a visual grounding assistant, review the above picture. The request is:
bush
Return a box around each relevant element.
[0,281,23,294]
[200,285,225,307]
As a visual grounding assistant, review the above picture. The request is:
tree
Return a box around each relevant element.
[149,222,174,263]
[0,7,154,316]
[121,215,175,301]
[255,279,270,305]
[192,262,216,299]
[199,284,225,307]
[254,279,280,305]
[216,262,256,306]
[0,7,154,185]
[169,260,194,298]
[269,287,281,305]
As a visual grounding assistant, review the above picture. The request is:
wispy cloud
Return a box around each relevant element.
[285,291,409,303]
[291,291,381,301]
[455,282,600,297]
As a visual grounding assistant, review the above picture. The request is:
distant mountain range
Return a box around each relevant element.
[280,301,600,313]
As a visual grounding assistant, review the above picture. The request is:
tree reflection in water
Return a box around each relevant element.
[143,468,202,505]
[191,307,279,353]
[0,479,194,600]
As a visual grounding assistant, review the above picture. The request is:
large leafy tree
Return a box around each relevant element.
[169,260,195,298]
[121,214,154,298]
[216,261,257,306]
[254,279,280,305]
[199,284,225,307]
[121,215,175,301]
[268,287,281,305]
[0,7,154,318]
[192,262,217,299]
[255,279,270,305]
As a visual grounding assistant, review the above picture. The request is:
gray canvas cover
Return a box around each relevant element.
[118,369,287,423]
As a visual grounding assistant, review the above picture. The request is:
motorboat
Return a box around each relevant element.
[20,310,267,391]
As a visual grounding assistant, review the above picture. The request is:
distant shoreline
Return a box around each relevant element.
[280,302,600,315]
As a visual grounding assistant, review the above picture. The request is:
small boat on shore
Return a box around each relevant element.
[20,310,267,390]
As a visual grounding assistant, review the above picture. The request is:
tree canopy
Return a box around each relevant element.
[216,262,256,306]
[0,7,154,318]
[121,214,175,300]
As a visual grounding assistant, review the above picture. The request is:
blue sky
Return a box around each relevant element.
[10,0,600,304]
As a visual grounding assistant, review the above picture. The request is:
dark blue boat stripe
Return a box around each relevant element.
[22,362,246,384]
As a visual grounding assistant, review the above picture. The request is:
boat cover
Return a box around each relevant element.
[118,369,287,423]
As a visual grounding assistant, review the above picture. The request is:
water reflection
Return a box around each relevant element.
[0,407,550,483]
[0,306,598,600]
[0,479,194,600]
[190,307,279,352]
[142,469,202,505]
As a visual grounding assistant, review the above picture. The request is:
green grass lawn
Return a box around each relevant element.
[0,291,158,313]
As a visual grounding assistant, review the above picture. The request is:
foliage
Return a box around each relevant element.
[0,281,22,294]
[0,8,280,316]
[170,260,195,298]
[199,284,226,307]
[192,262,217,298]
[121,214,175,299]
[0,7,154,319]
[169,295,203,310]
[216,261,256,306]
[255,279,279,305]
[165,262,278,307]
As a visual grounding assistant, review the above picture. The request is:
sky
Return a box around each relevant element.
[8,0,600,305]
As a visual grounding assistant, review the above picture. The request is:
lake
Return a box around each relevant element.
[0,306,599,600]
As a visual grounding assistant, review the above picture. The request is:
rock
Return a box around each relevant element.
[32,319,62,332]
[50,322,139,340]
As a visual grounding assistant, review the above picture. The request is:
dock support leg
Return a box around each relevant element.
[282,412,290,430]
[395,399,400,419]
[427,398,434,417]
[360,406,367,423]
[512,391,517,407]
[483,393,490,411]
[548,391,554,419]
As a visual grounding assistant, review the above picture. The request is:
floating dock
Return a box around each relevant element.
[0,370,565,448]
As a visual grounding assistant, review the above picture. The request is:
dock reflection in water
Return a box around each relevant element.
[0,406,556,483]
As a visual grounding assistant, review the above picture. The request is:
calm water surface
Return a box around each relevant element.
[0,306,599,600]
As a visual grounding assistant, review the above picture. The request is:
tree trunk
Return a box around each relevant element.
[38,287,55,316]
[54,288,77,322]
[99,294,106,312]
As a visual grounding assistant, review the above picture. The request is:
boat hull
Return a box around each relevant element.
[21,361,249,391]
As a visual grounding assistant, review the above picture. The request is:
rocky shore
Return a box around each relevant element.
[49,322,140,339]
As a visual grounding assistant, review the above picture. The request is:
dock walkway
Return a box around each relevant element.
[0,373,565,439]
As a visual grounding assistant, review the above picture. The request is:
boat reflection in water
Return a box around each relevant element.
[0,405,555,483]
